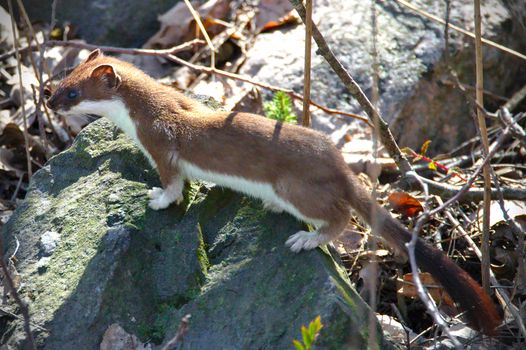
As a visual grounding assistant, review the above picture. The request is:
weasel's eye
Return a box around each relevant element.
[67,89,79,99]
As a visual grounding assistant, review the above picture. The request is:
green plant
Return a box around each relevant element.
[293,315,323,350]
[264,91,298,124]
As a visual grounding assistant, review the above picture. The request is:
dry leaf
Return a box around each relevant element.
[479,200,526,228]
[255,0,295,32]
[144,0,230,49]
[398,272,454,306]
[260,12,299,32]
[388,192,423,217]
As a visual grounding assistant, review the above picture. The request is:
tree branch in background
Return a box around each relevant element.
[474,0,491,294]
[302,0,312,127]
[0,237,36,349]
[394,0,526,62]
[8,0,32,178]
[289,0,413,175]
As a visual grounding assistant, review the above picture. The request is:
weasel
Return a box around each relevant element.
[46,49,501,335]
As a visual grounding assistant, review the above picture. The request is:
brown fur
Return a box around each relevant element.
[46,50,501,335]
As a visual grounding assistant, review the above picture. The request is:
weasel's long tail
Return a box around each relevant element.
[347,173,501,335]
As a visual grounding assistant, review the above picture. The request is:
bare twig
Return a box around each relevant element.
[408,178,462,348]
[474,0,491,293]
[289,0,412,174]
[428,124,512,217]
[497,110,526,150]
[0,232,35,348]
[302,0,312,127]
[183,0,215,71]
[394,0,526,61]
[8,0,32,178]
[44,40,371,125]
[367,2,383,348]
[161,314,191,350]
[502,84,526,112]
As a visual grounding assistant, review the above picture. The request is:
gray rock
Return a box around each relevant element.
[38,231,60,256]
[1,118,391,349]
[1,0,180,47]
[239,0,525,152]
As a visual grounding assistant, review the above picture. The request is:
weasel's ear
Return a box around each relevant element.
[90,64,121,89]
[85,49,102,63]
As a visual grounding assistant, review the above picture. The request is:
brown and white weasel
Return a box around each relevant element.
[46,49,501,334]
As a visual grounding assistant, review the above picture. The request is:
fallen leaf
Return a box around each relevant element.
[255,0,295,32]
[260,11,299,32]
[397,272,454,306]
[388,192,423,217]
[144,0,230,49]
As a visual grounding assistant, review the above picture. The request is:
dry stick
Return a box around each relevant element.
[43,40,371,125]
[289,0,413,174]
[438,201,526,338]
[0,236,36,347]
[409,179,462,348]
[161,314,191,350]
[183,0,215,71]
[502,84,526,112]
[394,0,526,61]
[474,0,491,294]
[498,110,526,149]
[429,124,512,217]
[367,2,380,348]
[302,0,312,127]
[8,0,32,179]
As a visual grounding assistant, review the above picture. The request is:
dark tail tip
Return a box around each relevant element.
[415,240,502,335]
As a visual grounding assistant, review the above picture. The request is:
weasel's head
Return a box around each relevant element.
[46,49,123,116]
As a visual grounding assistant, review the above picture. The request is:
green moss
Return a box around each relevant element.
[196,223,210,274]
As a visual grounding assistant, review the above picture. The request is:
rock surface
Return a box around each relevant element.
[1,118,391,349]
[1,0,180,47]
[237,0,526,152]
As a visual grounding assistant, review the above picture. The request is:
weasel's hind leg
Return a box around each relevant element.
[285,212,349,253]
[285,230,330,252]
[263,200,284,213]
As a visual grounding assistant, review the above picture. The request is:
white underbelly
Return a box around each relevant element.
[179,159,326,228]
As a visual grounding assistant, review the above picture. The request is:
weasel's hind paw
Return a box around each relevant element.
[148,197,171,210]
[148,187,163,200]
[285,231,328,253]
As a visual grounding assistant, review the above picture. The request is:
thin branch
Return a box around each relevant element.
[394,0,526,61]
[161,314,191,350]
[8,0,32,178]
[289,0,413,174]
[0,215,35,349]
[428,124,512,217]
[407,178,462,348]
[302,0,312,127]
[183,0,215,71]
[502,84,526,112]
[44,40,371,125]
[474,0,491,293]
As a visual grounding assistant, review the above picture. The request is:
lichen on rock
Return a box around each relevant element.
[1,118,390,349]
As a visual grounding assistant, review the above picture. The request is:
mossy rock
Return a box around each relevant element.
[1,118,390,349]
